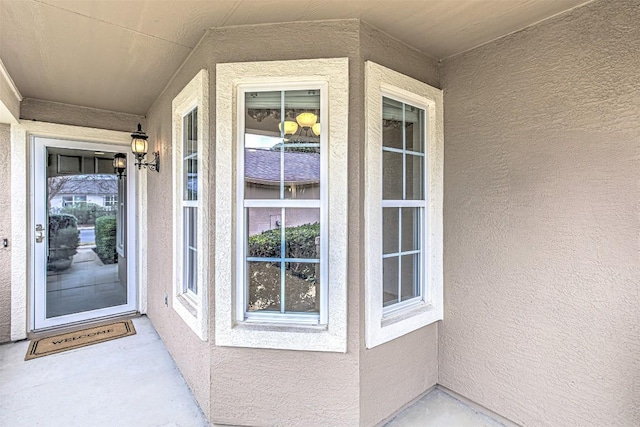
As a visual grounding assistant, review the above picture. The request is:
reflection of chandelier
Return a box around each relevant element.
[248,109,322,140]
[383,119,404,129]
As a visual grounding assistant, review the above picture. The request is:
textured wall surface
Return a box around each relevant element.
[358,21,441,427]
[440,1,640,426]
[20,98,144,133]
[145,19,445,426]
[207,21,362,426]
[0,124,11,342]
[144,35,212,417]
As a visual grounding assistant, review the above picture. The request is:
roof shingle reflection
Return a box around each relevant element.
[245,148,320,185]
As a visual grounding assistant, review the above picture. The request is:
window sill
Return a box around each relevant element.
[172,292,207,341]
[381,301,434,328]
[176,294,198,317]
[234,321,327,334]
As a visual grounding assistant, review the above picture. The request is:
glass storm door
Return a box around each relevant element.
[32,137,137,330]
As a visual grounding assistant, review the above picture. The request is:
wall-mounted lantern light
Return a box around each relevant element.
[131,123,159,172]
[113,153,127,179]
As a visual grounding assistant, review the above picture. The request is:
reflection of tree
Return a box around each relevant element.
[47,175,116,209]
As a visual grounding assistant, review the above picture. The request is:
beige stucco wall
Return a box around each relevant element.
[439,1,640,426]
[0,123,11,342]
[206,21,362,426]
[143,33,213,417]
[20,98,144,133]
[358,21,441,427]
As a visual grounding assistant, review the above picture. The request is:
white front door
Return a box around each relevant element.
[32,137,137,330]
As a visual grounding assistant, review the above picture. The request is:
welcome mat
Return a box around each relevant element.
[25,320,136,360]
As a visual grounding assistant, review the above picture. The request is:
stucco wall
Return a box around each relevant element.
[144,19,444,426]
[358,21,441,426]
[440,1,640,426]
[0,123,11,342]
[21,98,144,133]
[143,33,213,417]
[207,20,362,426]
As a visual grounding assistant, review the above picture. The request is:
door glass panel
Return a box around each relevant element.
[45,148,127,318]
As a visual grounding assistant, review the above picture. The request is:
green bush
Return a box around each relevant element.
[48,214,79,271]
[94,215,117,264]
[60,203,115,225]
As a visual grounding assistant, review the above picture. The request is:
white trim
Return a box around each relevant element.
[171,69,209,341]
[215,58,349,352]
[10,121,146,339]
[0,58,23,102]
[364,61,444,349]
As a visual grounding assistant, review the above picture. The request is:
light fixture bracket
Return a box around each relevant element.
[134,152,160,172]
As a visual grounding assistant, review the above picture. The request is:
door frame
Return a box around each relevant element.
[32,136,137,330]
[10,121,148,338]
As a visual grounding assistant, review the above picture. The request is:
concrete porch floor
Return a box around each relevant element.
[0,316,505,427]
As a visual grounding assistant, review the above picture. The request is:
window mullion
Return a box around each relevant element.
[280,207,286,313]
[280,91,285,200]
[397,207,402,304]
[402,103,406,200]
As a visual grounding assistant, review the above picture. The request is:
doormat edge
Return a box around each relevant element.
[25,320,136,361]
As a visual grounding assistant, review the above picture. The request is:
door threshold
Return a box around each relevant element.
[29,311,140,339]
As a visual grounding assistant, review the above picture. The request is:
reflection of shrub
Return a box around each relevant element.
[60,203,115,225]
[48,214,79,271]
[249,222,319,260]
[247,222,320,312]
[95,216,117,264]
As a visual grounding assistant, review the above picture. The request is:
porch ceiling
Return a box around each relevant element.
[0,0,591,115]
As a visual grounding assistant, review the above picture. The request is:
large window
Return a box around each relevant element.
[215,58,349,352]
[240,88,325,324]
[365,61,443,349]
[172,69,209,341]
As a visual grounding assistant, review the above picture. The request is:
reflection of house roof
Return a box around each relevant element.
[245,149,320,185]
[54,176,118,194]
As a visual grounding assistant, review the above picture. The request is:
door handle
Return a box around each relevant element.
[35,224,45,243]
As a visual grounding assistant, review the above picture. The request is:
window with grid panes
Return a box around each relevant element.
[240,88,325,324]
[381,96,426,313]
[182,108,198,295]
[104,194,117,207]
[364,61,443,349]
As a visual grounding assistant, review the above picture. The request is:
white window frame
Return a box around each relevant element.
[364,61,444,349]
[237,82,328,325]
[116,178,126,257]
[380,93,428,315]
[182,107,198,297]
[103,194,117,208]
[215,58,349,352]
[172,69,209,341]
[62,195,86,207]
